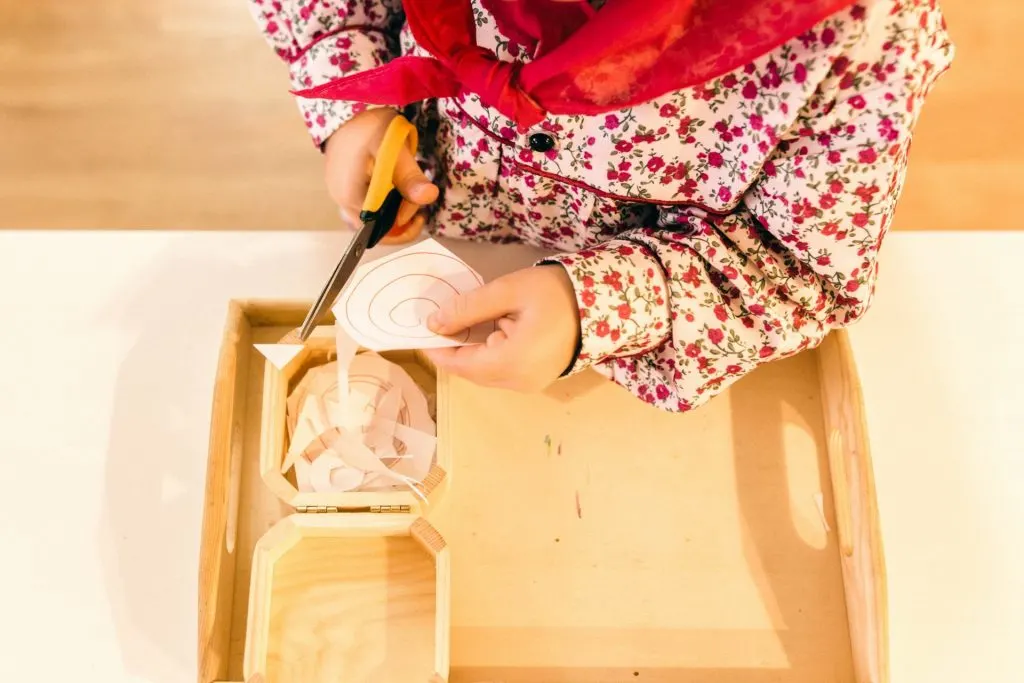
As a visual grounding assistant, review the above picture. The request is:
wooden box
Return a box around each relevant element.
[199,300,888,683]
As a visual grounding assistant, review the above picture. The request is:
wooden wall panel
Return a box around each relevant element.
[0,0,1017,230]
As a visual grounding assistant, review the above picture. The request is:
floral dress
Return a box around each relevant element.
[248,0,954,411]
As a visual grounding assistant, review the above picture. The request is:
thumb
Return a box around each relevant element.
[392,146,438,206]
[428,280,516,336]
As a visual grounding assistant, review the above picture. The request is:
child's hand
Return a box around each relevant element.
[324,108,439,243]
[424,265,581,392]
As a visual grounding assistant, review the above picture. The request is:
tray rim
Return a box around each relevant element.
[197,298,888,683]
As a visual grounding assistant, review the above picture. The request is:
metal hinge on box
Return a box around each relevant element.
[295,504,412,514]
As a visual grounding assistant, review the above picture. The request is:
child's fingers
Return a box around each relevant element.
[330,173,371,226]
[486,327,509,348]
[340,206,362,230]
[392,147,438,206]
[325,146,372,207]
[423,341,506,386]
[329,142,434,234]
[344,203,423,241]
[427,278,517,336]
[396,197,422,229]
[380,214,425,245]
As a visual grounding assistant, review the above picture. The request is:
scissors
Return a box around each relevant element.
[296,115,419,342]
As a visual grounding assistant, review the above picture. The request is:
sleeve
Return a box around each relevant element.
[544,1,954,411]
[247,0,405,148]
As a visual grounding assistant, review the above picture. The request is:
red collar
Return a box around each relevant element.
[295,0,857,129]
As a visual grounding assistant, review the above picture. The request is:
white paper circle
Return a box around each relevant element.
[339,251,484,347]
[329,465,366,491]
[309,454,365,492]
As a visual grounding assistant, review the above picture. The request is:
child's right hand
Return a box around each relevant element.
[323,108,439,244]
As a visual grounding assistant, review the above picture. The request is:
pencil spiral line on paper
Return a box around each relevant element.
[350,255,477,345]
[333,238,496,351]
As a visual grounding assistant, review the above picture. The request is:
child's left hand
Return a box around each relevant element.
[424,265,581,392]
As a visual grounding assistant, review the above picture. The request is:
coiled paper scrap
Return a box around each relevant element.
[282,326,438,496]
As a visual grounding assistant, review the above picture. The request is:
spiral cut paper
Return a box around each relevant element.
[331,237,496,351]
[281,324,438,496]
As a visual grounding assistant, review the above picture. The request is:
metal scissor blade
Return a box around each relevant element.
[297,226,373,341]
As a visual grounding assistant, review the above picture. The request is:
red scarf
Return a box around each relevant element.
[294,0,857,130]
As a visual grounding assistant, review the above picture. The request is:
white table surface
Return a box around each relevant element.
[0,230,1020,683]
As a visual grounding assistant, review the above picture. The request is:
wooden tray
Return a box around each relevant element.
[198,299,887,683]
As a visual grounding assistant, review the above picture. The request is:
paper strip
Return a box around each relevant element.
[331,238,496,351]
[335,326,360,430]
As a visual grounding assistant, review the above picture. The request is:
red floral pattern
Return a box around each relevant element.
[248,0,403,146]
[249,0,954,411]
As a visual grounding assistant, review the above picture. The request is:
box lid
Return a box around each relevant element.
[243,513,450,683]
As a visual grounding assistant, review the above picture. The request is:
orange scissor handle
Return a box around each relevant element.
[360,115,422,245]
[361,114,419,216]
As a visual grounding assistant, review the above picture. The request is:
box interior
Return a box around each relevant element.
[245,520,437,683]
[203,308,870,683]
[273,342,439,495]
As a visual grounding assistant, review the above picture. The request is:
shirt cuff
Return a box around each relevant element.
[540,239,671,376]
[288,29,397,149]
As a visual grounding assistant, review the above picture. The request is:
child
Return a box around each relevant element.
[248,0,953,411]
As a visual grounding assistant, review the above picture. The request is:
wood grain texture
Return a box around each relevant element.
[197,300,250,683]
[0,0,338,229]
[892,2,1024,231]
[818,332,889,683]
[227,326,293,679]
[242,516,441,683]
[432,344,861,682]
[0,0,1018,230]
[200,309,449,683]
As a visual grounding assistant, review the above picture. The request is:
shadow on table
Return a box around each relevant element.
[92,230,550,682]
[94,232,344,683]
